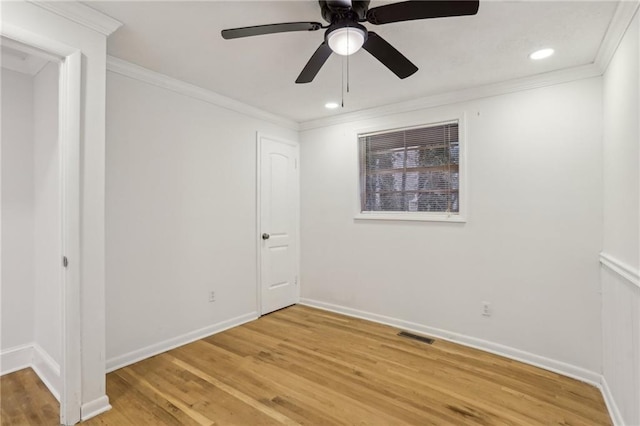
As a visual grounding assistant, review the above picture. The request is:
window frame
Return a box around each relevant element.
[354,113,467,223]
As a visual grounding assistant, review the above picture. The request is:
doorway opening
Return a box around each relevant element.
[0,35,82,425]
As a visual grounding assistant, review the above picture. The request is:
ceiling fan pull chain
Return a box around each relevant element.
[341,55,345,107]
[347,51,350,93]
[346,27,350,93]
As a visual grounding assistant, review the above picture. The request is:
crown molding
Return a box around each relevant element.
[299,1,639,131]
[594,0,640,74]
[100,0,636,133]
[299,63,601,131]
[107,56,299,131]
[28,1,123,36]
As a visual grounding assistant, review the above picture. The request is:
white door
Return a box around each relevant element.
[259,135,299,315]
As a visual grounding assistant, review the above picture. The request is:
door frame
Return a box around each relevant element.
[255,132,300,316]
[1,25,82,425]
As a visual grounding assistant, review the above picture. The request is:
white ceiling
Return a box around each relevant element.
[88,1,618,123]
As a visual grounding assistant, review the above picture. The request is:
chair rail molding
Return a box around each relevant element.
[600,252,640,289]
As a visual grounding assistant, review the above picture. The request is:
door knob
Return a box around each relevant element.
[262,233,270,240]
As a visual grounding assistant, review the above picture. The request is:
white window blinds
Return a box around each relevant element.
[359,121,460,213]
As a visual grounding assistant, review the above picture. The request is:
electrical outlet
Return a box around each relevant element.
[209,291,216,303]
[482,301,491,317]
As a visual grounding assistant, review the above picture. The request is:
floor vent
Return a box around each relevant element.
[397,331,435,345]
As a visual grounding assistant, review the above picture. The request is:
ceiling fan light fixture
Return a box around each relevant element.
[327,26,366,56]
[325,102,340,109]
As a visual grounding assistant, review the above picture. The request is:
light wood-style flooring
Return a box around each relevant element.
[1,367,58,425]
[3,305,612,425]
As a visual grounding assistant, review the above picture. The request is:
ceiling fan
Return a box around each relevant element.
[221,0,479,84]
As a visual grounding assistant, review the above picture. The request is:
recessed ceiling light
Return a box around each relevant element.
[529,48,554,60]
[325,102,340,109]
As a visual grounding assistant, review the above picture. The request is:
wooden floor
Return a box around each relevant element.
[3,305,611,425]
[1,367,58,425]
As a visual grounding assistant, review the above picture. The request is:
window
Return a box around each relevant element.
[358,120,461,217]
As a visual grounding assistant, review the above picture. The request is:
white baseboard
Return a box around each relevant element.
[81,395,111,421]
[31,344,61,401]
[106,312,259,372]
[1,343,61,401]
[600,375,625,426]
[299,298,602,387]
[1,344,33,375]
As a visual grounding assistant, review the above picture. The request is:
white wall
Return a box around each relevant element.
[33,61,61,366]
[1,62,61,397]
[105,71,298,367]
[1,69,35,353]
[603,13,640,269]
[300,78,603,376]
[2,0,111,413]
[601,10,640,426]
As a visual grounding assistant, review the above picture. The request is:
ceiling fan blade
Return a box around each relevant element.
[366,1,479,25]
[362,32,418,79]
[296,42,333,84]
[221,22,323,40]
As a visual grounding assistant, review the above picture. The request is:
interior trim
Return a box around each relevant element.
[299,64,601,130]
[98,1,638,132]
[594,1,640,73]
[106,56,300,131]
[0,344,61,402]
[299,298,617,423]
[80,395,112,421]
[600,252,640,289]
[299,298,602,384]
[28,1,123,36]
[32,343,61,401]
[601,374,625,426]
[299,1,639,131]
[0,344,33,376]
[105,312,259,373]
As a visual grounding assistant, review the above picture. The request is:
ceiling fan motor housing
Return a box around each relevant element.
[320,0,371,23]
[325,20,368,38]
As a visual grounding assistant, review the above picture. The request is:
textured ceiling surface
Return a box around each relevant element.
[89,1,617,122]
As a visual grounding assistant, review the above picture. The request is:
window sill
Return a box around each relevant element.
[354,213,467,223]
